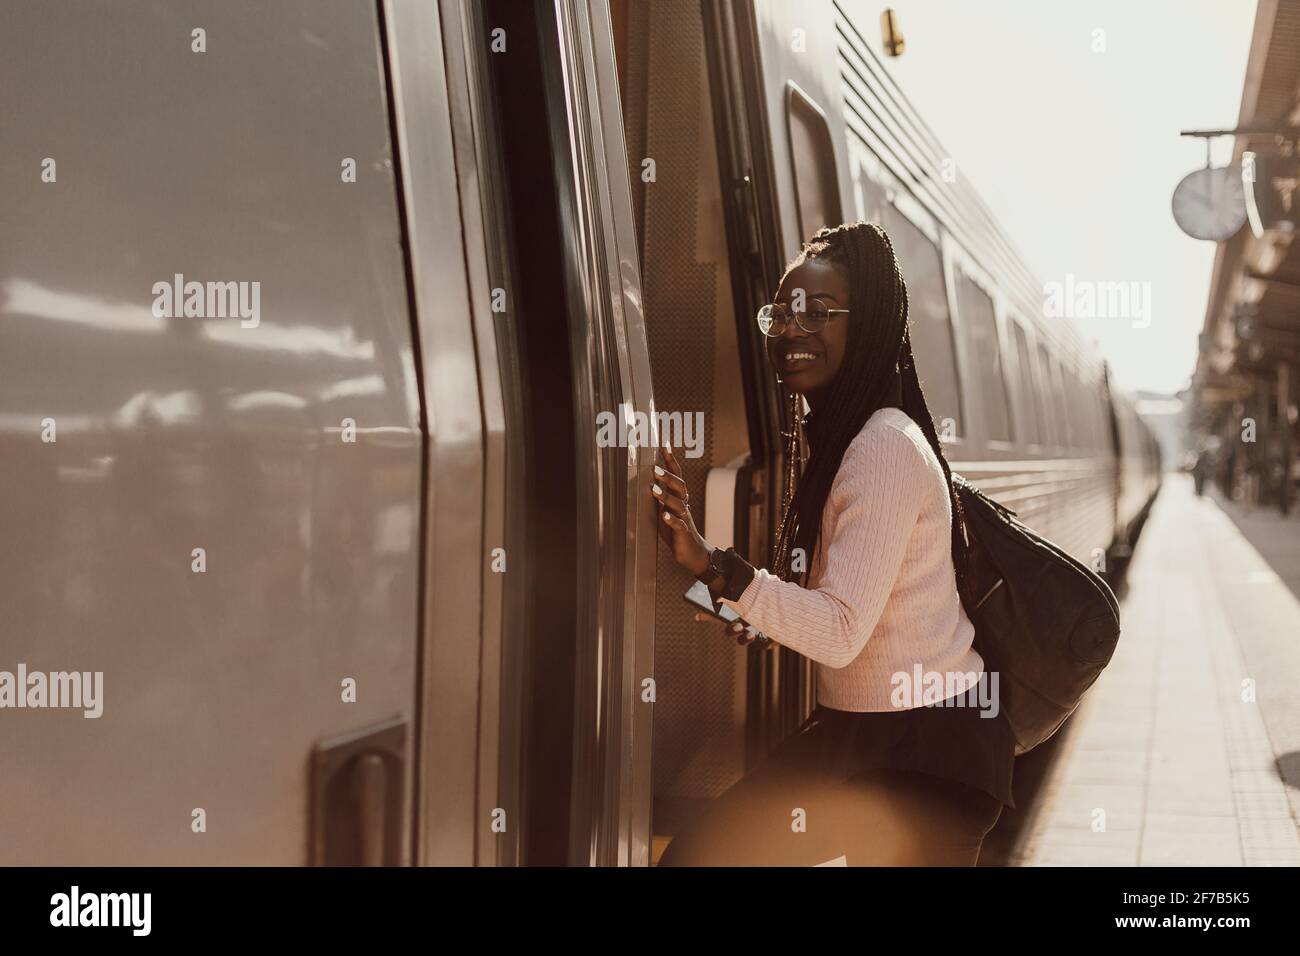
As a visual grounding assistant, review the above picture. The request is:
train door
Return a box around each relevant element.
[385,0,511,868]
[468,0,657,866]
[2,0,657,868]
[612,0,854,860]
[614,0,768,857]
[0,0,430,864]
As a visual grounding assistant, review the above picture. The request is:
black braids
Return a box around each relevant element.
[771,221,969,596]
[876,219,970,587]
[775,223,902,577]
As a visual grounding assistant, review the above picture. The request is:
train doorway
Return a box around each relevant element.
[613,0,794,860]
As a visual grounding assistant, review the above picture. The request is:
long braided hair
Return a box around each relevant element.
[770,221,969,595]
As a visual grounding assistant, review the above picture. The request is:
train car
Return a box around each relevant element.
[1,0,1160,866]
[1110,384,1164,565]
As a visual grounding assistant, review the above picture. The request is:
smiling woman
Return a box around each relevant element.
[651,221,1016,866]
[762,260,853,399]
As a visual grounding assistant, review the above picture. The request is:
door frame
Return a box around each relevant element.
[538,0,658,867]
[381,0,508,866]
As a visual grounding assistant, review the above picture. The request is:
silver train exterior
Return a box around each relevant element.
[0,0,1161,866]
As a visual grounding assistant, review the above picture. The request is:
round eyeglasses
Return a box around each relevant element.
[755,298,850,337]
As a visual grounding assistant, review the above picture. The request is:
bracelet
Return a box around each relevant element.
[698,547,726,587]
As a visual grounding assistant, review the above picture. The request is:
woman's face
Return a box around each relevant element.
[767,259,851,397]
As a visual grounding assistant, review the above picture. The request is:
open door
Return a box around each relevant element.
[611,0,854,861]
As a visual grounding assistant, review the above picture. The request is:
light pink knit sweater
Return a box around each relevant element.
[719,406,983,712]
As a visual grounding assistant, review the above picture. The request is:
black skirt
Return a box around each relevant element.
[793,673,1017,808]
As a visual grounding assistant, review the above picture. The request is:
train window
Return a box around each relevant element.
[1069,368,1084,448]
[848,140,889,224]
[855,174,888,225]
[1010,321,1042,446]
[787,83,843,239]
[1036,342,1060,448]
[956,270,1012,442]
[882,206,963,436]
[1064,374,1086,450]
[1089,377,1107,450]
[1072,372,1096,450]
[1085,376,1105,449]
[1049,357,1075,449]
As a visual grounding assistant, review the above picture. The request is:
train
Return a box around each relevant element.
[0,0,1161,866]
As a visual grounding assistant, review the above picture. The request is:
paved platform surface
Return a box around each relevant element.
[1015,473,1300,866]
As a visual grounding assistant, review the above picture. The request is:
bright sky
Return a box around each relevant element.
[843,0,1258,394]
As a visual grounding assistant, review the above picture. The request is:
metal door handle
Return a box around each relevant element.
[310,716,407,866]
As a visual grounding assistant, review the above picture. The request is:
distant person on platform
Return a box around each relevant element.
[1193,449,1212,497]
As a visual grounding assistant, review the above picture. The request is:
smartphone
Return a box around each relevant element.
[682,581,770,646]
[683,579,740,623]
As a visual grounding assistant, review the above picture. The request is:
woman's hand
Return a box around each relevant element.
[691,612,767,647]
[652,446,774,651]
[651,445,711,578]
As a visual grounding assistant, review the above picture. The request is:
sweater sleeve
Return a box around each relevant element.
[717,423,926,668]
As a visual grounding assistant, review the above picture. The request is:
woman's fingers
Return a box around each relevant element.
[693,611,735,630]
[690,610,768,649]
[654,504,675,545]
[653,463,688,501]
[693,610,749,641]
[660,509,689,531]
[735,624,774,648]
[649,480,690,539]
[651,483,689,520]
[662,444,685,481]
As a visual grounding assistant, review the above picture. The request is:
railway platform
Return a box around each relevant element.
[1012,472,1300,865]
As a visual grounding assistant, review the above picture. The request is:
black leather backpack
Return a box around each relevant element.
[950,473,1121,755]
